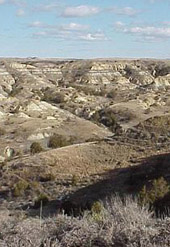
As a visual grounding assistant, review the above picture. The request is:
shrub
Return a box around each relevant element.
[71,175,79,186]
[43,89,65,104]
[15,150,23,157]
[139,177,170,205]
[91,108,117,131]
[9,87,22,97]
[0,161,7,169]
[107,89,117,99]
[0,128,6,136]
[71,84,106,96]
[30,142,43,154]
[101,109,116,127]
[31,181,40,190]
[34,193,49,208]
[1,196,170,246]
[52,92,65,104]
[91,201,103,214]
[48,134,69,149]
[91,201,104,222]
[13,180,29,197]
[39,173,55,182]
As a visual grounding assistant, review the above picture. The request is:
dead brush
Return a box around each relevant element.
[56,196,166,247]
[0,196,170,246]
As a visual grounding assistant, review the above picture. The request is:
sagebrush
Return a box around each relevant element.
[0,196,170,247]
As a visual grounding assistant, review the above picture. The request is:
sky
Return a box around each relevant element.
[0,0,170,58]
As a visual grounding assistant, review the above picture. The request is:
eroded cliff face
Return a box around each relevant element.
[0,58,170,212]
[0,59,170,157]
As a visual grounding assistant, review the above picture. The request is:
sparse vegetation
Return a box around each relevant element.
[91,201,104,221]
[1,59,170,246]
[107,89,117,99]
[39,172,55,182]
[15,149,23,157]
[0,161,7,169]
[9,86,22,97]
[1,196,170,246]
[91,108,120,132]
[48,134,70,148]
[71,84,107,96]
[0,127,6,136]
[30,142,43,154]
[13,180,29,197]
[139,177,170,206]
[91,201,103,214]
[31,181,40,190]
[71,174,79,186]
[42,88,65,104]
[34,193,49,208]
[92,108,116,127]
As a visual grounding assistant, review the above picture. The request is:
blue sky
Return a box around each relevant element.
[0,0,170,58]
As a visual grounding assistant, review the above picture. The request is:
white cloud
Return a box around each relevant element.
[32,28,107,42]
[115,21,125,28]
[62,5,100,17]
[29,21,44,28]
[29,21,89,31]
[149,0,169,3]
[9,0,25,7]
[0,0,26,6]
[110,6,140,17]
[29,19,106,42]
[34,3,60,12]
[126,26,170,38]
[60,23,89,31]
[16,8,25,16]
[80,32,107,41]
[162,21,170,26]
[33,31,47,37]
[0,0,6,4]
[115,22,170,41]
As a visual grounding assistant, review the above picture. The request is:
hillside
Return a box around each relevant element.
[0,58,170,246]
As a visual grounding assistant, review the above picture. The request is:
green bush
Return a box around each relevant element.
[31,181,40,190]
[71,175,79,186]
[30,142,43,154]
[91,201,104,222]
[91,108,117,131]
[91,201,103,214]
[48,134,69,149]
[42,89,65,104]
[13,180,29,197]
[34,193,49,208]
[139,177,170,205]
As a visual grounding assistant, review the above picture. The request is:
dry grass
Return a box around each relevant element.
[0,196,170,247]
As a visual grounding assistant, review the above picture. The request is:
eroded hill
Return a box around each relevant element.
[0,58,170,216]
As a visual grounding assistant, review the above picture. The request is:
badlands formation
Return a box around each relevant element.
[0,58,170,215]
